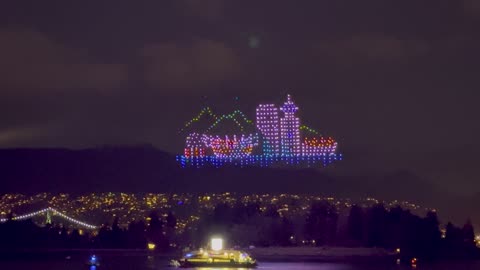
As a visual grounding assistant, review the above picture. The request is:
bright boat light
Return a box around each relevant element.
[211,238,223,251]
[147,243,156,250]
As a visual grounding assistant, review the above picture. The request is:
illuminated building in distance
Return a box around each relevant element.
[256,104,280,156]
[280,95,301,156]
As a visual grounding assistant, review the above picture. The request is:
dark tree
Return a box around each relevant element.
[232,203,249,224]
[111,216,124,247]
[165,211,177,243]
[67,229,82,248]
[126,220,147,248]
[420,211,442,259]
[365,204,387,247]
[304,201,338,245]
[461,219,478,258]
[445,222,462,249]
[385,205,403,249]
[462,219,475,247]
[346,205,364,245]
[146,211,168,250]
[264,205,280,218]
[245,203,260,218]
[276,217,294,246]
[443,220,479,259]
[213,203,233,225]
[166,211,177,229]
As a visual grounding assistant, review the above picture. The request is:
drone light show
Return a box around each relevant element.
[176,95,342,168]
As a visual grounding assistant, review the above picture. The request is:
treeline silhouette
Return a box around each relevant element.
[186,202,479,261]
[0,202,478,261]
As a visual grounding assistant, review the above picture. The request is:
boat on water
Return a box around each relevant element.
[170,238,257,268]
[87,255,100,267]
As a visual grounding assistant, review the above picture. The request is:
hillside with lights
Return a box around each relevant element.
[177,95,342,168]
[1,145,475,229]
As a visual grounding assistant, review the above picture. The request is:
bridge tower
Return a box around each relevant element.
[46,209,52,225]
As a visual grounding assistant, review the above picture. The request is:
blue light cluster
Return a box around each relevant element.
[176,154,342,168]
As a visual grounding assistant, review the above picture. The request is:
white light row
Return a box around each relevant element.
[49,207,97,229]
[0,207,97,229]
[12,208,49,220]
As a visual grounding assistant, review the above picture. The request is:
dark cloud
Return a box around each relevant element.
[0,126,45,147]
[141,39,240,90]
[313,34,430,67]
[464,0,480,17]
[0,28,128,91]
[177,0,225,21]
[0,27,240,92]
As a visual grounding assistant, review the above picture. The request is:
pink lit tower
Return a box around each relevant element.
[256,104,280,156]
[280,94,301,156]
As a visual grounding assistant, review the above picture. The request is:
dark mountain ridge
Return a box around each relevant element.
[0,146,455,198]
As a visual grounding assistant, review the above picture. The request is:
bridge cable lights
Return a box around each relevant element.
[0,207,98,229]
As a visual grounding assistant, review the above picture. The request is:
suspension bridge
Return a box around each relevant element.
[0,207,98,229]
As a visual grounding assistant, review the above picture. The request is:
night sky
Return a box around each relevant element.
[0,1,479,196]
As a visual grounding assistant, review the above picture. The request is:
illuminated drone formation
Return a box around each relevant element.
[177,95,341,168]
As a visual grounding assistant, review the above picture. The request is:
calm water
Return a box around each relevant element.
[0,254,479,270]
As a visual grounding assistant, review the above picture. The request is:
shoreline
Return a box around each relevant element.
[0,248,479,264]
[0,247,396,263]
[249,247,396,263]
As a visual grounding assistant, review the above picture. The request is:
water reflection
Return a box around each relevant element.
[0,255,478,270]
[145,255,157,269]
[195,268,249,270]
[194,264,355,270]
